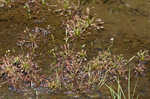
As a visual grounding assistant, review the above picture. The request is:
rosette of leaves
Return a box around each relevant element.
[0,54,41,88]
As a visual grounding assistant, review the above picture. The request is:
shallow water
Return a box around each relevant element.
[0,0,150,98]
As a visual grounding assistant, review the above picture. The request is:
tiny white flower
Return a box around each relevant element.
[110,37,114,41]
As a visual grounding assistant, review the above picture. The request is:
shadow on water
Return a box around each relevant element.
[0,0,150,98]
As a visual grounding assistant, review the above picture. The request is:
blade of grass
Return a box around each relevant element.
[128,67,131,99]
[132,78,138,99]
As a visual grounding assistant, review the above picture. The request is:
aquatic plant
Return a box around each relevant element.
[23,0,50,19]
[0,0,148,96]
[106,69,139,99]
[63,12,104,39]
[137,50,149,61]
[24,2,32,19]
[46,45,148,93]
[53,0,75,15]
[0,53,42,89]
[65,15,93,36]
[133,50,149,76]
[17,27,51,53]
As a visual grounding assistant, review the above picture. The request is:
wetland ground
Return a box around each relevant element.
[0,0,150,99]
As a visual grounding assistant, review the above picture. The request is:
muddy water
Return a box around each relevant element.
[90,0,150,98]
[0,0,150,98]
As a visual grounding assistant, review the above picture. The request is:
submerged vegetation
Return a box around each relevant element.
[0,0,150,98]
[0,53,42,88]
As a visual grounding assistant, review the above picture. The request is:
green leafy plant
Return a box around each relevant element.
[106,68,139,99]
